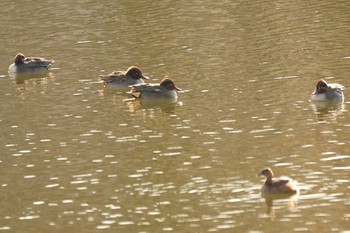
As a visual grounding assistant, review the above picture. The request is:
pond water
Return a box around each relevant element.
[0,0,349,232]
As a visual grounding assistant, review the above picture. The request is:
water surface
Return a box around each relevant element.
[0,0,350,232]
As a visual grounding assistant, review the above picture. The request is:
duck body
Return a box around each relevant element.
[310,79,344,102]
[8,53,53,73]
[260,168,298,195]
[129,78,181,100]
[100,66,148,88]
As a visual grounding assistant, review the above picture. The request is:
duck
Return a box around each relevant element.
[100,66,149,88]
[8,53,54,73]
[259,168,298,195]
[310,79,344,102]
[129,78,182,99]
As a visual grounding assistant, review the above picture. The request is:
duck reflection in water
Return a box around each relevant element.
[9,70,53,85]
[310,101,345,122]
[259,168,299,220]
[125,98,180,113]
[262,192,299,220]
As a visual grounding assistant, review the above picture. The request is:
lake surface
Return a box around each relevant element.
[0,0,349,232]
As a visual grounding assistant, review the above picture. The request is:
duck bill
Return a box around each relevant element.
[142,75,149,80]
[175,86,182,91]
[336,89,343,94]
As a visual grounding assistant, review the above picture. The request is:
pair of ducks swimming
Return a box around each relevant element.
[9,53,182,100]
[99,66,182,99]
[9,54,344,102]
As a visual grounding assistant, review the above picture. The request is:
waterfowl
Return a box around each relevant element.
[8,53,53,73]
[100,66,149,88]
[129,78,182,99]
[259,168,298,195]
[310,79,344,102]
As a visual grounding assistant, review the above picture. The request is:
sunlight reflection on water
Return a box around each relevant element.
[0,0,350,232]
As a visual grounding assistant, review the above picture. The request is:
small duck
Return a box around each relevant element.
[100,66,149,88]
[259,168,298,195]
[129,78,182,99]
[310,79,344,102]
[8,53,54,73]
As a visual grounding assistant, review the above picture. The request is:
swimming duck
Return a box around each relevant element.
[129,78,182,99]
[100,66,149,88]
[259,168,298,195]
[8,53,54,73]
[310,79,344,102]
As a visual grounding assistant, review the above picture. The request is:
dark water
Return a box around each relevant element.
[0,0,349,232]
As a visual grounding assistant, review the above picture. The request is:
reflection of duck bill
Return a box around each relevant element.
[131,91,141,98]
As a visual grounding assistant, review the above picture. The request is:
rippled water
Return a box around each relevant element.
[0,0,350,232]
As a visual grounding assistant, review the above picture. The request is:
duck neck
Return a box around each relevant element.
[265,174,273,184]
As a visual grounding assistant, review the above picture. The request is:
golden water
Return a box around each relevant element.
[0,0,349,232]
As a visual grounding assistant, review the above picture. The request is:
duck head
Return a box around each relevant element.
[160,78,182,91]
[260,168,274,179]
[315,79,330,94]
[14,53,26,65]
[126,66,149,80]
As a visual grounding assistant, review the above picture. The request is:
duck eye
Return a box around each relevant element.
[129,69,140,77]
[320,83,328,88]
